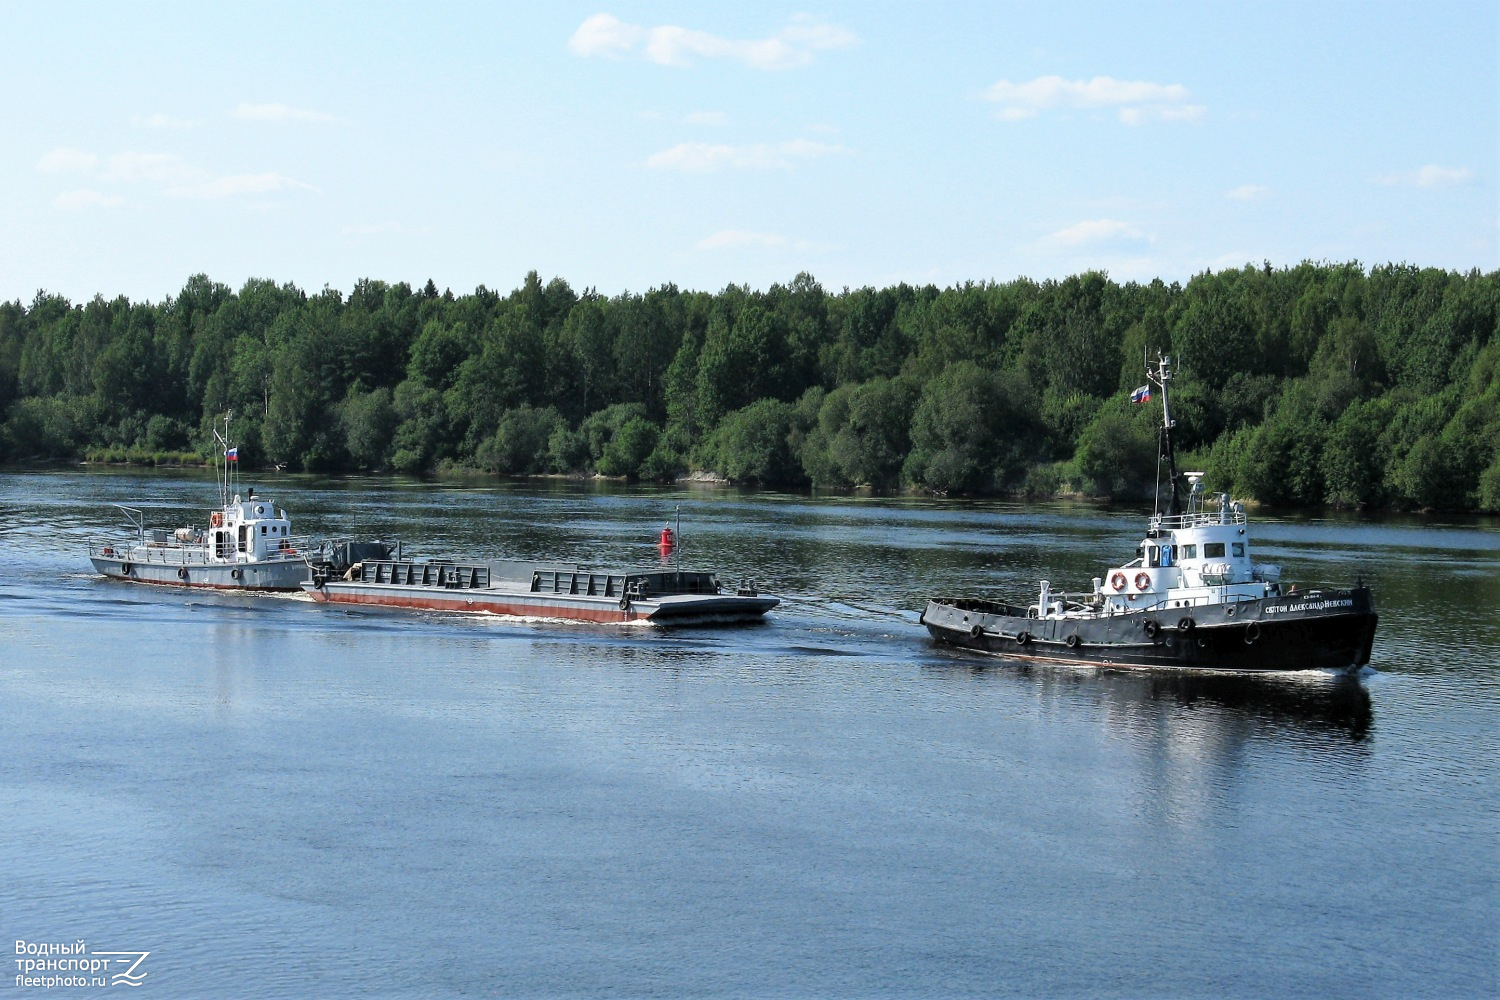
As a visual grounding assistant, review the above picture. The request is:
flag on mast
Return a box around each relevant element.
[225,447,239,462]
[1130,385,1152,403]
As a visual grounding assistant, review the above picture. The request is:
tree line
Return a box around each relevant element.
[0,263,1497,511]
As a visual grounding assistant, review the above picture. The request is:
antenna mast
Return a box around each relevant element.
[1151,356,1183,517]
[211,411,236,509]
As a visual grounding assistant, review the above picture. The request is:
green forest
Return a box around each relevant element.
[1,262,1497,511]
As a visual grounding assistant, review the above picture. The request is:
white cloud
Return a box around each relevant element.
[54,190,123,210]
[1375,164,1475,189]
[39,146,317,204]
[569,13,855,70]
[176,173,319,199]
[646,139,845,171]
[1040,219,1147,249]
[104,151,202,185]
[134,112,198,129]
[235,102,338,123]
[343,222,416,236]
[985,75,1202,124]
[37,148,98,172]
[1226,184,1269,201]
[683,111,726,126]
[568,13,643,57]
[697,230,788,250]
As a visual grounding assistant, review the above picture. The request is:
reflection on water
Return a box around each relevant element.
[926,656,1375,741]
[1,469,1496,998]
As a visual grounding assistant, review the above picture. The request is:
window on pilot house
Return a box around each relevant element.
[1204,542,1225,558]
[1232,542,1245,558]
[1179,544,1197,560]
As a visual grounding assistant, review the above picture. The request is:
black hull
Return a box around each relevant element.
[921,588,1378,673]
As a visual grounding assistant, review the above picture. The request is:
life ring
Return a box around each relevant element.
[283,547,297,556]
[1134,572,1151,591]
[1110,572,1127,592]
[177,567,189,580]
[230,568,242,581]
[210,512,222,528]
[1244,621,1262,645]
[1065,633,1081,648]
[1143,619,1160,639]
[1178,617,1195,632]
[969,624,984,639]
[1015,631,1032,646]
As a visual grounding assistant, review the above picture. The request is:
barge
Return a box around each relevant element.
[304,558,778,624]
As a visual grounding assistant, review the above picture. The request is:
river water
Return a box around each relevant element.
[1,469,1496,998]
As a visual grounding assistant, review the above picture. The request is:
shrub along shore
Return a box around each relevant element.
[2,263,1497,511]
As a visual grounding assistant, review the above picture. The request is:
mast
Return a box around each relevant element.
[1151,355,1184,517]
[211,411,234,509]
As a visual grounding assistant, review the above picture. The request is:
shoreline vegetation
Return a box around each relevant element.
[1,263,1497,512]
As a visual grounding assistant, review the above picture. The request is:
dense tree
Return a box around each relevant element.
[1,263,1495,510]
[904,363,1042,493]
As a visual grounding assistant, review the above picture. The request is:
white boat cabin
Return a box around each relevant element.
[207,493,295,562]
[1092,474,1280,614]
[1028,475,1283,620]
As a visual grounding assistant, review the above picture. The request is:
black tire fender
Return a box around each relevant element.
[1143,619,1160,639]
[1065,633,1081,649]
[177,566,189,581]
[1178,616,1195,632]
[969,624,984,639]
[1015,631,1031,646]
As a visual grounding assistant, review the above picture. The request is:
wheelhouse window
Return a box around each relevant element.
[1232,542,1245,558]
[1179,544,1197,560]
[1204,542,1225,558]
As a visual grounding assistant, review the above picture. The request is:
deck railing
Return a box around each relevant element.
[88,535,317,565]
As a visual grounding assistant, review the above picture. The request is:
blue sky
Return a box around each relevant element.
[2,1,1494,303]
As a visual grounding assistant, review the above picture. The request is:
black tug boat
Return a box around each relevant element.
[920,356,1378,672]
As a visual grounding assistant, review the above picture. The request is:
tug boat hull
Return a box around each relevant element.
[922,587,1378,672]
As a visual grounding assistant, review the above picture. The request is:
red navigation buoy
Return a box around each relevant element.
[659,525,675,550]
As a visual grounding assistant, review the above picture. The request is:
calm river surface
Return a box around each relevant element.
[2,468,1496,998]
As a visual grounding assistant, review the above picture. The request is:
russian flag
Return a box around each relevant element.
[225,447,239,462]
[1130,385,1151,403]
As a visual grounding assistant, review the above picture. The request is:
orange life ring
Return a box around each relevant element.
[1110,572,1127,592]
[210,511,223,528]
[1134,571,1152,591]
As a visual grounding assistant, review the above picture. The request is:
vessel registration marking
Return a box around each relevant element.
[1264,598,1355,614]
